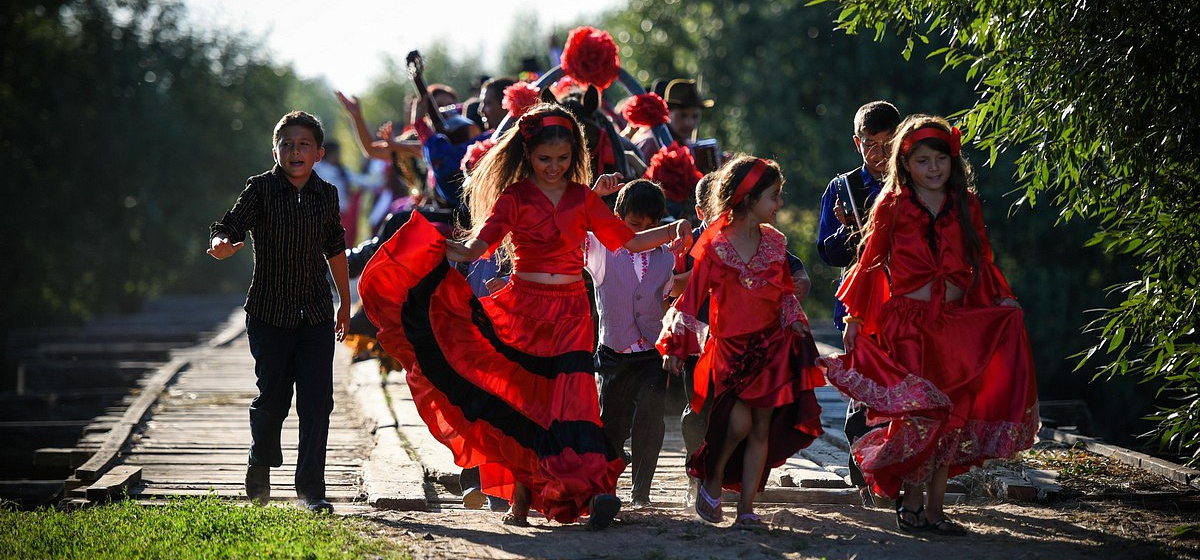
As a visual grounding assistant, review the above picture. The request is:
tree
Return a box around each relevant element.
[815,0,1200,460]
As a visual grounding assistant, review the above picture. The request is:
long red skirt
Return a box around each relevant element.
[358,212,624,523]
[687,325,825,493]
[819,296,1040,499]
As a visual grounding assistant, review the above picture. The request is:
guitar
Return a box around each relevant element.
[405,50,476,145]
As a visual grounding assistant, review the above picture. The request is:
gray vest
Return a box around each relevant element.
[595,247,675,351]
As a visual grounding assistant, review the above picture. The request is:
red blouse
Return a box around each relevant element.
[476,179,635,275]
[838,186,1014,334]
[658,224,803,357]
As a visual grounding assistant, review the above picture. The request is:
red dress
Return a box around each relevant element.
[358,180,633,524]
[820,186,1039,499]
[657,224,825,492]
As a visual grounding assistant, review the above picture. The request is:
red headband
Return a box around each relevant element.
[901,126,962,157]
[731,158,770,207]
[518,114,576,140]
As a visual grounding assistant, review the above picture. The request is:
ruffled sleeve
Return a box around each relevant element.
[964,191,1015,306]
[836,192,896,335]
[657,251,711,358]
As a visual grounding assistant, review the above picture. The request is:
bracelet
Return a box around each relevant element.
[844,316,864,324]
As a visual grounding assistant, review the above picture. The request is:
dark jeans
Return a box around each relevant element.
[596,346,667,501]
[245,313,335,501]
[680,354,709,460]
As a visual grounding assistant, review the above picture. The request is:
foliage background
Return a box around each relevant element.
[0,0,1167,449]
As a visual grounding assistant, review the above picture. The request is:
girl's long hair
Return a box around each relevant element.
[464,103,592,241]
[863,114,981,275]
[707,154,783,220]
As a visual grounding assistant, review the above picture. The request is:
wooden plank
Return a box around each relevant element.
[75,356,189,481]
[85,465,142,502]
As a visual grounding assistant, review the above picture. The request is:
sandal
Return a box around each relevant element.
[586,494,621,530]
[734,513,767,531]
[501,511,530,527]
[695,484,723,524]
[927,517,968,536]
[895,504,928,532]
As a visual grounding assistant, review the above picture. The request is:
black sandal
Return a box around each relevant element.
[895,504,927,532]
[928,517,968,536]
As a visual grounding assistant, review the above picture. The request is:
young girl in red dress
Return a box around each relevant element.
[358,103,691,529]
[821,115,1039,535]
[657,155,825,528]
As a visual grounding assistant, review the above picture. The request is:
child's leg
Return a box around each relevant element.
[293,319,335,503]
[702,399,752,500]
[629,354,667,503]
[924,465,951,522]
[245,314,297,468]
[597,347,636,463]
[735,406,774,517]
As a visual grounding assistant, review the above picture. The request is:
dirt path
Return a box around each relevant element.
[357,496,1199,560]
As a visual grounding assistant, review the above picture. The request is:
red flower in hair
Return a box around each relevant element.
[550,76,585,99]
[622,93,670,128]
[461,138,496,173]
[502,81,541,119]
[645,142,703,202]
[560,26,620,90]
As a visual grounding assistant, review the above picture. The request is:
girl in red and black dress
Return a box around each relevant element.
[658,155,825,529]
[821,115,1039,535]
[358,103,691,529]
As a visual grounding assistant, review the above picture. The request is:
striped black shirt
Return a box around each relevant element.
[210,165,346,328]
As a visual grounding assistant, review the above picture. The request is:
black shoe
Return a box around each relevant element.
[302,498,334,514]
[586,494,621,530]
[245,465,270,505]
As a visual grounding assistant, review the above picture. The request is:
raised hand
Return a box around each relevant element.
[592,172,624,197]
[335,91,361,115]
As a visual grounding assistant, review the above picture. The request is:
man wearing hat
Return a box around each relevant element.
[633,78,714,163]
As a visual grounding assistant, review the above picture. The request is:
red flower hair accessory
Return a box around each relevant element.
[502,81,542,119]
[645,142,703,202]
[622,93,670,128]
[560,26,620,90]
[550,76,586,99]
[461,138,496,173]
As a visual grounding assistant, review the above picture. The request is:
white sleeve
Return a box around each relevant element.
[583,232,607,286]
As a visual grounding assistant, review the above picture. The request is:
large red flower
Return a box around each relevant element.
[502,81,542,119]
[645,142,703,202]
[560,26,620,90]
[622,93,670,128]
[461,138,496,173]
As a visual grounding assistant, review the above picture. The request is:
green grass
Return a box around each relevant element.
[0,495,409,559]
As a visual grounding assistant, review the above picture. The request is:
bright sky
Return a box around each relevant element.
[182,0,625,93]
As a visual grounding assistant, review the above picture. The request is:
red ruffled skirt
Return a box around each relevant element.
[687,326,825,492]
[820,296,1040,499]
[358,213,624,523]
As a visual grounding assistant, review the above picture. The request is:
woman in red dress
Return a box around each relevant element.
[658,155,826,529]
[821,115,1039,535]
[358,103,690,529]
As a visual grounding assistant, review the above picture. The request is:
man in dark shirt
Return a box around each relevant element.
[208,110,350,513]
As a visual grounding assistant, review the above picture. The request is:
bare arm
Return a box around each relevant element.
[445,238,489,263]
[335,91,391,161]
[625,219,692,254]
[327,251,351,342]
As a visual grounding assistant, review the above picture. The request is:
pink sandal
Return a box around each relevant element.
[695,484,723,523]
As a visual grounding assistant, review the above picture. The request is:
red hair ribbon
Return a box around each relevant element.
[689,158,772,261]
[518,114,576,140]
[901,126,961,157]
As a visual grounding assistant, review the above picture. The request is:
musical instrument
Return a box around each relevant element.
[405,50,476,145]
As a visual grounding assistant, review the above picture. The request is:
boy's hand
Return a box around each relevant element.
[592,173,624,197]
[667,219,693,255]
[484,277,507,294]
[334,304,350,342]
[663,354,683,375]
[207,236,244,260]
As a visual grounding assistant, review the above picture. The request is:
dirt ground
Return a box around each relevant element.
[356,443,1200,560]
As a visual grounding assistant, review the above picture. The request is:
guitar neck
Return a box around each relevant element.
[412,74,450,136]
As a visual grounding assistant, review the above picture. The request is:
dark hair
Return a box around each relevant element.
[709,155,783,219]
[615,179,667,222]
[428,84,458,102]
[694,173,716,221]
[272,111,325,148]
[854,100,901,138]
[482,76,517,99]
